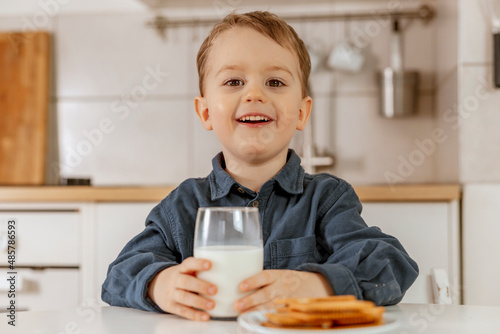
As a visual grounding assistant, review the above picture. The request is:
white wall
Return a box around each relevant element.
[0,0,144,15]
[458,0,500,183]
[0,0,451,186]
[458,0,500,306]
[434,0,459,183]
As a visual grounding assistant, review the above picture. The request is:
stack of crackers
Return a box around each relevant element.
[263,295,385,330]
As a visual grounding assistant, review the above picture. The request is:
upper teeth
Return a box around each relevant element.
[239,116,270,122]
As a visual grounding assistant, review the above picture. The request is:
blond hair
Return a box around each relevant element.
[196,11,311,97]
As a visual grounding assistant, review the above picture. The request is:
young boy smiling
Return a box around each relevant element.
[102,11,418,321]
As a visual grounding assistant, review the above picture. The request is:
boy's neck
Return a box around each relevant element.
[222,150,289,193]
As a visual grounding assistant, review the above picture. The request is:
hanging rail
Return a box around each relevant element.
[147,4,434,38]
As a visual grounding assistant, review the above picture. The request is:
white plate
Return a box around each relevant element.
[237,310,399,334]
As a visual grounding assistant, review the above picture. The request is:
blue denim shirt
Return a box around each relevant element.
[102,150,418,312]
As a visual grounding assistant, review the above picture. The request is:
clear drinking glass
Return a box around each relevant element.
[193,207,263,320]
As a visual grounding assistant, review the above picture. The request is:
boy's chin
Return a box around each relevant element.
[232,145,288,164]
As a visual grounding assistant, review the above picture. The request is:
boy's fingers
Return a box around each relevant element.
[240,270,274,292]
[235,286,273,312]
[172,303,210,321]
[179,257,211,273]
[173,289,215,312]
[175,273,217,296]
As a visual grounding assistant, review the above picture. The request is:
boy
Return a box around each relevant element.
[102,11,418,321]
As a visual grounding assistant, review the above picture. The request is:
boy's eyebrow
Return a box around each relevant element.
[265,65,295,78]
[215,65,245,77]
[215,65,295,78]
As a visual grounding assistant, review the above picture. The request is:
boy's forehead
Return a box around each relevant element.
[207,27,300,76]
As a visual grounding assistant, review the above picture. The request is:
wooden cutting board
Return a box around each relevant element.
[0,31,50,185]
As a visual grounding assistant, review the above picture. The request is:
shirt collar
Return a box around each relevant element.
[273,149,305,195]
[209,153,237,200]
[209,149,305,201]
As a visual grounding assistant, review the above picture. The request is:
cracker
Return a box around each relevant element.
[332,318,385,330]
[261,321,334,330]
[275,306,292,313]
[273,294,356,306]
[334,307,385,325]
[289,300,375,313]
[264,296,384,330]
[290,310,368,322]
[265,312,334,328]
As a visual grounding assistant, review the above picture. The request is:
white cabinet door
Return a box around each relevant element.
[0,205,83,312]
[95,202,158,301]
[0,211,79,266]
[463,184,500,306]
[360,202,460,304]
[0,268,79,312]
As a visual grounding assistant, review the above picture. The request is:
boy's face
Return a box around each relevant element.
[195,27,312,165]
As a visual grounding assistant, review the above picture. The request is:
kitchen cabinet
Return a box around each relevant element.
[462,184,500,306]
[0,200,159,311]
[0,211,79,266]
[0,203,86,312]
[0,185,461,310]
[361,201,460,304]
[0,268,79,312]
[91,200,461,305]
[94,202,157,301]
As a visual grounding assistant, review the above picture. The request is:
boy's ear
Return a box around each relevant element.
[296,96,312,131]
[194,96,213,130]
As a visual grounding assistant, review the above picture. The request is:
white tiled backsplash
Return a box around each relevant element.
[2,0,463,186]
[458,0,500,183]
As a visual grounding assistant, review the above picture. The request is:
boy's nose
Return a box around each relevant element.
[244,85,267,103]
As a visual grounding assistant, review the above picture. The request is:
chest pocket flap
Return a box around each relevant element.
[270,235,318,269]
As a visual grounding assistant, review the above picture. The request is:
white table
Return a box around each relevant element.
[2,303,500,333]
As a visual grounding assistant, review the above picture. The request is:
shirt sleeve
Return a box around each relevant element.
[296,181,419,306]
[101,201,179,312]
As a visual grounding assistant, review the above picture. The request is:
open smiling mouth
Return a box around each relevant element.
[237,115,272,125]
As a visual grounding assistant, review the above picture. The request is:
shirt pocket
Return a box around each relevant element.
[270,235,318,269]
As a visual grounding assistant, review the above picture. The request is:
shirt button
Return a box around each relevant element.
[237,187,245,194]
[252,201,259,208]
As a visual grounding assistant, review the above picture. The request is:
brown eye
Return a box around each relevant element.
[225,79,243,86]
[267,79,284,87]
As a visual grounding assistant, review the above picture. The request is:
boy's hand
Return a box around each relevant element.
[234,269,333,313]
[147,257,217,321]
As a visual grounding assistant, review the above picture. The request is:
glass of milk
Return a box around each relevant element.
[193,207,263,320]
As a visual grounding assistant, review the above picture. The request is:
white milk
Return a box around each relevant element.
[194,245,264,318]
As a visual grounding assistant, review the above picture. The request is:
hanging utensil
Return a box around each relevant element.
[377,18,419,118]
[327,19,365,72]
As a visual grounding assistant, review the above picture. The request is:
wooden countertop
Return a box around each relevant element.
[0,184,461,202]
